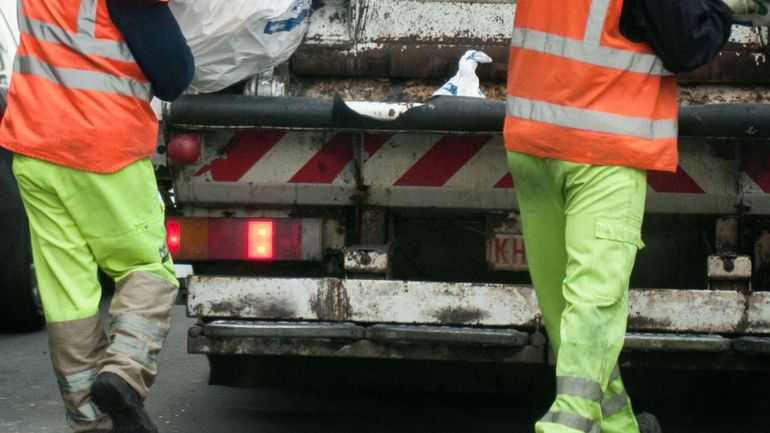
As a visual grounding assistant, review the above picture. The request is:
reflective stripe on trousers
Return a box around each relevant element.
[47,317,113,433]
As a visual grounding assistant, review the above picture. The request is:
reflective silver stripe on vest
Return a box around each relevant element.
[67,401,105,425]
[584,0,611,44]
[602,389,630,419]
[111,314,167,346]
[77,0,96,38]
[507,96,678,140]
[511,28,670,76]
[540,411,601,433]
[15,55,152,99]
[109,334,159,368]
[57,368,98,394]
[18,16,136,63]
[556,376,604,402]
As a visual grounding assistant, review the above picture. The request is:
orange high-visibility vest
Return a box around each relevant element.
[0,0,160,174]
[504,0,679,173]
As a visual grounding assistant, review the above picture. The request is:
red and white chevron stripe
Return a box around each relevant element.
[193,131,761,196]
[195,131,356,185]
[361,133,513,189]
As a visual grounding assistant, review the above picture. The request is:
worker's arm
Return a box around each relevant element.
[107,0,194,101]
[620,0,732,73]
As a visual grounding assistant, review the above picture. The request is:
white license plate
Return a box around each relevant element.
[486,232,528,271]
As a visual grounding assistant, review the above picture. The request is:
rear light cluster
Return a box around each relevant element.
[165,218,322,262]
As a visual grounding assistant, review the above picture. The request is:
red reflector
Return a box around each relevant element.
[247,221,274,260]
[167,134,201,166]
[166,220,181,257]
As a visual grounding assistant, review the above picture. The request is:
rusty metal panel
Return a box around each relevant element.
[680,27,770,84]
[187,276,770,334]
[296,0,514,79]
[708,255,752,281]
[187,277,541,326]
[627,289,770,334]
[344,245,389,273]
[188,334,546,364]
[748,293,770,333]
[187,330,770,369]
[623,333,731,353]
[203,320,365,339]
[366,324,529,346]
[732,336,770,354]
[295,1,770,84]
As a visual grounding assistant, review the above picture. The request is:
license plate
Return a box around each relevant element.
[486,232,528,271]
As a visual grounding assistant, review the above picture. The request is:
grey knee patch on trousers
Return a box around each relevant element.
[99,271,178,398]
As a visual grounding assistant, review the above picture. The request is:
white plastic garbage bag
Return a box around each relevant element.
[433,50,493,99]
[169,0,311,93]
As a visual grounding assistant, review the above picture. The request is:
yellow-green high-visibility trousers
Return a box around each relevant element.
[12,154,178,432]
[12,155,177,322]
[507,151,646,433]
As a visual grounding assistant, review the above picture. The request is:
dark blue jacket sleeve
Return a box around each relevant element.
[107,0,194,101]
[620,0,732,73]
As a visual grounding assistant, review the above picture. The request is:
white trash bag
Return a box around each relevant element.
[433,50,493,98]
[169,0,312,93]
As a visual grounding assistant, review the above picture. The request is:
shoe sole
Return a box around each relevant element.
[91,374,158,433]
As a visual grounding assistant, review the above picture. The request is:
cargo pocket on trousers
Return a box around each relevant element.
[595,218,645,250]
[592,218,645,302]
[90,212,166,277]
[595,217,645,277]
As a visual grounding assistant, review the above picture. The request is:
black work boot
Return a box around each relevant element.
[636,412,662,433]
[91,372,158,433]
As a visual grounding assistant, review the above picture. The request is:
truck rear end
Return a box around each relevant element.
[163,0,770,386]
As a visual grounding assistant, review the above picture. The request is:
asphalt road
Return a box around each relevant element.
[2,302,769,433]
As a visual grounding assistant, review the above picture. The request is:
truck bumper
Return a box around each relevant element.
[187,276,770,369]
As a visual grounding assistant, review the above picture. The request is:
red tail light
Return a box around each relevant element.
[166,219,181,257]
[164,218,321,262]
[247,221,274,260]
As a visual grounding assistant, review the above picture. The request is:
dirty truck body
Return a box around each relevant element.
[164,1,770,384]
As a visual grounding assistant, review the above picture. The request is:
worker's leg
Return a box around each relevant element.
[506,151,568,351]
[541,161,646,433]
[509,152,644,433]
[55,158,179,398]
[12,154,112,433]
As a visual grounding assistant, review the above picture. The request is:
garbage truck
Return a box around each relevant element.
[162,0,770,387]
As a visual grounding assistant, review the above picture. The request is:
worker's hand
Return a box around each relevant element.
[731,0,770,26]
[723,0,759,13]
